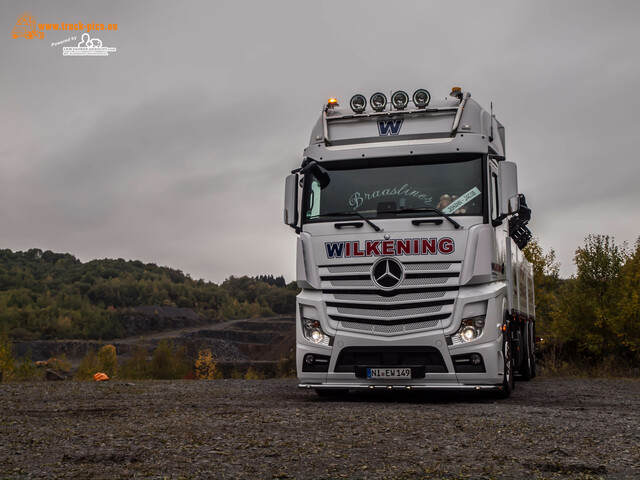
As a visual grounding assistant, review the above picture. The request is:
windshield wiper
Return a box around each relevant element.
[383,207,462,229]
[310,211,382,232]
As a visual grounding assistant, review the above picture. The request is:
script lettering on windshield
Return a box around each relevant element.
[349,184,433,210]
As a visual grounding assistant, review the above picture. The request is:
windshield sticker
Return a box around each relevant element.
[349,184,433,210]
[441,187,481,214]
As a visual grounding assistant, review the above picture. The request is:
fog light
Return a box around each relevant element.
[461,326,477,342]
[370,92,387,112]
[391,90,409,110]
[470,353,482,365]
[305,354,315,365]
[413,89,431,108]
[350,94,367,113]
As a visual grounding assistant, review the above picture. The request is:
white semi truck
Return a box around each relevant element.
[284,87,534,398]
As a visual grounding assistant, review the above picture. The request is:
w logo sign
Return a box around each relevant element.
[377,119,403,136]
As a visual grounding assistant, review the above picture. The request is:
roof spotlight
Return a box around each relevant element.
[370,92,387,112]
[391,90,409,110]
[412,89,431,108]
[350,94,367,113]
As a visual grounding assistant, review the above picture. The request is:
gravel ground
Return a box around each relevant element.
[0,378,639,479]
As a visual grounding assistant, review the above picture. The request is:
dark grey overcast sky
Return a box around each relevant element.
[1,0,639,281]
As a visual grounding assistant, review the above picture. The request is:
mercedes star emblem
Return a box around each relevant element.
[371,257,404,290]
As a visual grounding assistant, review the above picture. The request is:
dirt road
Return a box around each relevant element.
[1,378,638,479]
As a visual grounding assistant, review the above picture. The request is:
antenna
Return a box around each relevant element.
[489,102,494,142]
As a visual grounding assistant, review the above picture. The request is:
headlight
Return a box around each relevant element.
[452,316,485,344]
[461,326,477,342]
[302,318,331,346]
[412,89,431,108]
[370,92,387,112]
[350,94,367,113]
[391,90,409,110]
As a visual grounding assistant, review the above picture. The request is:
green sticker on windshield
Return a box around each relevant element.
[442,187,481,214]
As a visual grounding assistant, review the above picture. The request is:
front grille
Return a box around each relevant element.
[340,319,440,334]
[335,346,448,373]
[335,304,443,318]
[332,291,446,302]
[318,261,460,327]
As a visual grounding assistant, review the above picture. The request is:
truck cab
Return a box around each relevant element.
[284,88,534,397]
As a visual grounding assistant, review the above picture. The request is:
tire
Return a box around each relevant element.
[519,323,533,381]
[496,330,514,398]
[530,322,537,379]
[315,389,348,398]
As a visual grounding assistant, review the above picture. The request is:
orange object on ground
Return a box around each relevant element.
[93,372,109,381]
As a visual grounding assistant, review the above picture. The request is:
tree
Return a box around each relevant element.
[523,238,561,332]
[194,349,217,380]
[573,235,628,358]
[97,344,118,378]
[615,237,640,362]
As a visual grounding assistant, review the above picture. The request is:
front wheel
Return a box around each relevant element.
[519,324,533,381]
[496,331,514,398]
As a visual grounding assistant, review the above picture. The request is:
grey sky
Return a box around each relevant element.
[1,0,639,282]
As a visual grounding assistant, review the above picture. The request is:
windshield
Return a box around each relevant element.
[303,155,484,222]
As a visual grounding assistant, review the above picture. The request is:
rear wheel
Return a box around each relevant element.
[315,389,348,398]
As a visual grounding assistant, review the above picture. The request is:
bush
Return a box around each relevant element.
[150,340,189,379]
[46,354,71,371]
[76,350,100,380]
[15,349,38,380]
[244,367,263,380]
[0,332,15,382]
[97,344,118,378]
[119,346,150,379]
[194,349,217,380]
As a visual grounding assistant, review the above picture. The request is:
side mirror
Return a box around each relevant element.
[284,174,299,228]
[498,161,519,217]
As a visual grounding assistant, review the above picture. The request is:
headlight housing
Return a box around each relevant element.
[302,318,331,346]
[451,316,485,344]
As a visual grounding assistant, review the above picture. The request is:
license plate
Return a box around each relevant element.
[366,368,411,379]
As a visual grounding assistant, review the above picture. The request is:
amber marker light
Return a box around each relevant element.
[327,98,339,108]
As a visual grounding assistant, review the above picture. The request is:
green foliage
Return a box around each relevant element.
[0,248,299,340]
[531,235,640,372]
[97,344,118,378]
[15,349,38,380]
[150,340,189,379]
[614,239,640,358]
[119,346,151,380]
[76,350,100,380]
[0,332,16,381]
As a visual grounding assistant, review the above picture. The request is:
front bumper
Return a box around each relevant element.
[299,383,500,391]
